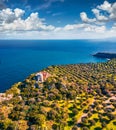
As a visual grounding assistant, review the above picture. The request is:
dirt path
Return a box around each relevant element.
[76,98,95,129]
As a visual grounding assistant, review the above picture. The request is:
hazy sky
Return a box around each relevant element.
[0,0,116,39]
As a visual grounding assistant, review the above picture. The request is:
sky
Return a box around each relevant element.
[0,0,116,39]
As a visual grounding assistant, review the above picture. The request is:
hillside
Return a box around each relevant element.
[0,59,116,130]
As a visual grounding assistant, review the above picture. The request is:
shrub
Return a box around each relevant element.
[82,126,89,130]
[72,125,78,130]
[72,108,78,115]
[89,119,96,126]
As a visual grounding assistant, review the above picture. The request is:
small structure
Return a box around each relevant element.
[35,72,44,82]
[35,71,50,83]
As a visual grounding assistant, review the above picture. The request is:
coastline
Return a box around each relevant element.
[0,58,114,94]
[0,40,115,92]
[93,52,116,59]
[0,59,116,129]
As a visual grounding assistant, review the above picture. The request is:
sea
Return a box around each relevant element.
[0,40,116,92]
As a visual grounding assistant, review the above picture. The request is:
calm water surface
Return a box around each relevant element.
[0,40,116,92]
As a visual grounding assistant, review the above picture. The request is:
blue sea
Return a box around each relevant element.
[0,40,116,92]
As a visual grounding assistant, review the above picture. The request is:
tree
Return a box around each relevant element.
[82,127,89,130]
[72,117,77,124]
[81,117,88,124]
[113,121,116,125]
[16,120,28,130]
[29,125,39,130]
[101,121,107,128]
[0,119,16,130]
[9,111,20,121]
[72,125,78,130]
[52,124,58,130]
[87,112,92,118]
[107,113,116,120]
[66,90,77,100]
[0,111,5,120]
[72,109,78,115]
[29,114,46,126]
[7,124,16,130]
[47,109,58,120]
[89,119,96,126]
[59,120,67,129]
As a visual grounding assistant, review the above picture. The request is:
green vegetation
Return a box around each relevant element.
[0,59,116,130]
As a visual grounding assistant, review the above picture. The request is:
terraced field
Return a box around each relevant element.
[0,59,116,130]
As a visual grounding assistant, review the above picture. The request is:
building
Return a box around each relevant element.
[35,72,44,82]
[35,71,50,83]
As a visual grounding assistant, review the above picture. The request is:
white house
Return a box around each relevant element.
[35,72,44,82]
